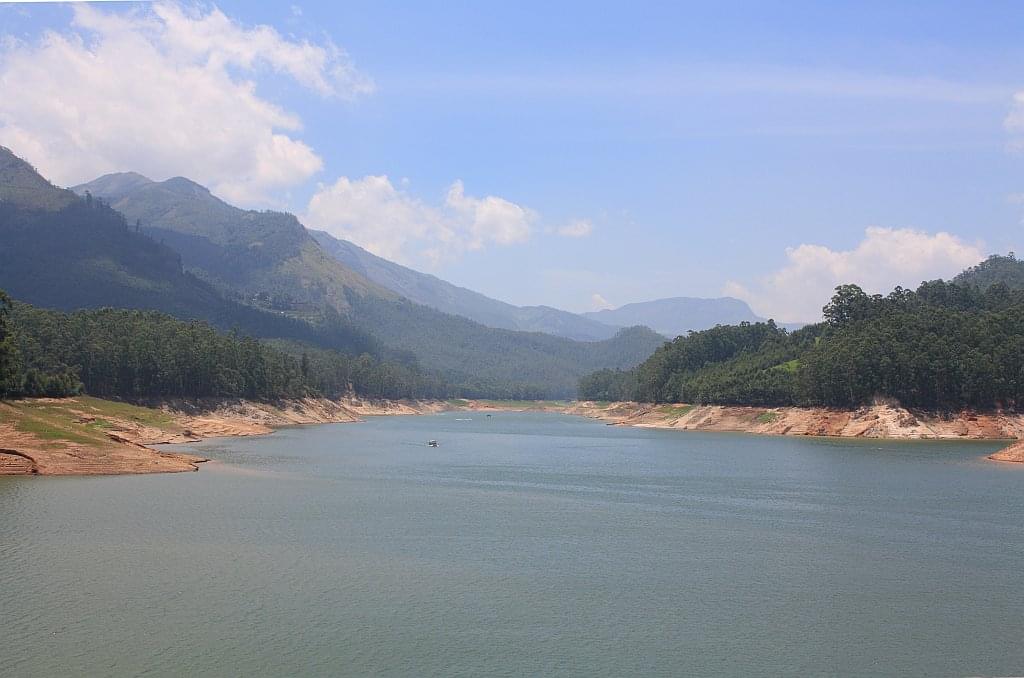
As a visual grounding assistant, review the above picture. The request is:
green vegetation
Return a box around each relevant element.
[73,395,177,428]
[953,253,1024,291]
[580,270,1024,411]
[75,173,389,314]
[470,399,570,409]
[0,146,76,211]
[0,290,17,397]
[11,401,111,447]
[2,299,448,401]
[351,295,664,398]
[756,411,779,423]
[3,149,666,400]
[0,192,379,357]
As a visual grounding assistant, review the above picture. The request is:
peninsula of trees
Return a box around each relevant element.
[580,255,1024,411]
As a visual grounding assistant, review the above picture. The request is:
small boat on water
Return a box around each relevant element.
[427,440,439,447]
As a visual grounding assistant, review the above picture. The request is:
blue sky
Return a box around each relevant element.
[2,1,1023,320]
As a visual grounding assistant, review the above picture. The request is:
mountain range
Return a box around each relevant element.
[71,167,769,347]
[0,145,779,397]
[582,297,764,338]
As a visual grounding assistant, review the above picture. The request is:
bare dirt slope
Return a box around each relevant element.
[566,401,1024,462]
[0,396,448,476]
[0,398,204,475]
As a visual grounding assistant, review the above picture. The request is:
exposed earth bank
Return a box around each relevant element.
[0,396,448,476]
[564,401,1024,463]
[3,396,1022,475]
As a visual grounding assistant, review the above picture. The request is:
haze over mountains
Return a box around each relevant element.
[76,170,763,343]
[583,297,764,338]
[0,146,810,397]
[0,148,668,397]
[311,230,621,341]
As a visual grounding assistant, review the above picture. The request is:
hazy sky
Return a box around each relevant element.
[2,1,1023,321]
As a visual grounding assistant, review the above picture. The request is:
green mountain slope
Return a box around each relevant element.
[581,273,1024,410]
[953,253,1024,290]
[0,149,377,356]
[311,229,621,341]
[74,173,393,314]
[0,145,76,210]
[351,294,665,397]
[74,167,664,396]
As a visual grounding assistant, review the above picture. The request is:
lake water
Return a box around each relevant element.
[2,412,1023,677]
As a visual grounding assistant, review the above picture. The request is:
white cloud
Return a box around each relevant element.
[590,293,613,311]
[445,180,534,249]
[305,176,536,265]
[0,3,372,204]
[557,218,593,238]
[1005,92,1024,149]
[725,227,985,323]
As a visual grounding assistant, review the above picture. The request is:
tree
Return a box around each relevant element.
[823,284,873,327]
[0,289,17,397]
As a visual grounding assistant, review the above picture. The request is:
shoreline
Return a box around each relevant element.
[560,401,1024,463]
[3,396,1023,476]
[0,395,451,476]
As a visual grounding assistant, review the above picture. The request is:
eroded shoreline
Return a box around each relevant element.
[2,396,1022,475]
[561,401,1024,463]
[0,396,449,476]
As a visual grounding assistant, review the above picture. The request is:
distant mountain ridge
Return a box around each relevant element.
[310,230,621,341]
[582,296,764,338]
[0,146,76,211]
[67,164,665,396]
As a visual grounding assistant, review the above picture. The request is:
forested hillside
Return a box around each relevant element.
[75,173,390,314]
[0,150,379,358]
[311,229,621,341]
[0,297,447,401]
[953,253,1024,290]
[580,273,1024,410]
[72,162,664,395]
[352,295,664,398]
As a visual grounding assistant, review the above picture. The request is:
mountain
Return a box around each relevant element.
[67,165,665,396]
[0,146,76,210]
[581,274,1024,411]
[349,294,666,397]
[0,148,379,356]
[582,296,764,338]
[953,254,1024,290]
[74,173,392,314]
[310,229,620,341]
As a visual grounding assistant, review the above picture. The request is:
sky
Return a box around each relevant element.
[1,1,1023,321]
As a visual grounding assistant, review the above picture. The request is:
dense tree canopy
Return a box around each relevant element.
[1,297,449,401]
[580,275,1024,411]
[953,253,1024,291]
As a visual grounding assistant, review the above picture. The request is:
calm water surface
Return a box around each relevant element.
[2,412,1023,677]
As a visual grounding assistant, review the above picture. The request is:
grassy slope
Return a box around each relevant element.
[1,396,181,451]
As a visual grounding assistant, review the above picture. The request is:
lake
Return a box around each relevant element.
[2,412,1023,677]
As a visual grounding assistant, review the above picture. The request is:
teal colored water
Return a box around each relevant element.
[2,412,1022,677]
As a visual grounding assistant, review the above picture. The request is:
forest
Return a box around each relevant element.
[579,255,1024,411]
[0,293,449,402]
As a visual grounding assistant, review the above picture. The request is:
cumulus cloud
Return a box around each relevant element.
[557,218,593,238]
[725,227,985,322]
[305,176,536,265]
[1005,92,1024,148]
[0,3,372,204]
[590,293,614,310]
